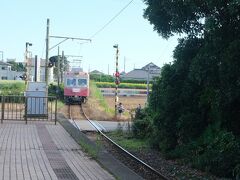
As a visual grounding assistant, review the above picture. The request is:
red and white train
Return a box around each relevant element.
[64,68,89,104]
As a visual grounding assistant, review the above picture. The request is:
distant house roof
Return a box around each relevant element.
[141,62,160,71]
[122,69,148,81]
[120,71,126,76]
[0,61,11,66]
[121,62,161,81]
[90,70,104,75]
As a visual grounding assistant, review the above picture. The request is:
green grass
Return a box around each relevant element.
[106,130,149,151]
[96,81,152,89]
[56,100,65,109]
[77,138,98,158]
[90,81,114,115]
[76,134,103,159]
[0,80,26,95]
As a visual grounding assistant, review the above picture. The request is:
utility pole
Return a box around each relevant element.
[147,65,150,103]
[45,19,91,86]
[124,56,126,73]
[57,46,60,87]
[48,34,91,83]
[61,51,64,83]
[34,55,38,82]
[45,19,50,85]
[25,42,32,85]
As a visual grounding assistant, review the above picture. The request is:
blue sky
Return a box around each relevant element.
[0,0,178,74]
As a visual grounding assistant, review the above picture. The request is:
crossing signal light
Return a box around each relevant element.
[20,73,27,80]
[115,71,120,85]
[48,61,54,68]
[48,56,57,68]
[115,71,120,77]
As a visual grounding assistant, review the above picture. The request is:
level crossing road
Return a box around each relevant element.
[70,119,132,132]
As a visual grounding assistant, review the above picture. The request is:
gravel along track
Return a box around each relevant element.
[83,131,168,180]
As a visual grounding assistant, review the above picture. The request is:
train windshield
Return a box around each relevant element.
[78,79,87,87]
[67,78,77,86]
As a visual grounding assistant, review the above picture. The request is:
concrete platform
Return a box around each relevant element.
[0,121,115,180]
[58,114,144,180]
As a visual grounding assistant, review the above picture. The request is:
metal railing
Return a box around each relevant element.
[0,95,57,124]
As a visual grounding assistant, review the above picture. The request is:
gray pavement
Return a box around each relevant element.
[0,121,115,180]
[70,119,132,132]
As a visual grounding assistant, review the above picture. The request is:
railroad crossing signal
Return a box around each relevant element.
[115,71,120,77]
[115,72,120,85]
[20,73,27,80]
[48,56,56,68]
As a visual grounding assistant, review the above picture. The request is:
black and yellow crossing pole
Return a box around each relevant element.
[113,44,120,118]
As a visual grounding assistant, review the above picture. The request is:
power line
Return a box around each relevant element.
[89,0,134,39]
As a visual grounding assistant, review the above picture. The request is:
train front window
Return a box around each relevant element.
[67,78,77,86]
[78,79,87,87]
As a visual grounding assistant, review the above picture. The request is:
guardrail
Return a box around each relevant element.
[0,95,57,124]
[100,88,149,96]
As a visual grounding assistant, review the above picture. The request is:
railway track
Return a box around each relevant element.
[67,104,169,180]
[67,104,84,131]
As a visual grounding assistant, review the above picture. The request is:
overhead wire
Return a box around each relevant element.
[89,0,134,39]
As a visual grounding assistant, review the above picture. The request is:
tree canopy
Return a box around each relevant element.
[49,55,69,81]
[143,0,240,39]
[7,60,25,72]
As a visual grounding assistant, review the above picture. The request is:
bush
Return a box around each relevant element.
[48,83,64,100]
[132,119,150,138]
[90,74,114,82]
[193,130,240,177]
[0,80,25,96]
[132,109,152,138]
[169,125,240,178]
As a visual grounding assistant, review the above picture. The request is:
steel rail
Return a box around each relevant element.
[68,105,81,132]
[80,104,169,180]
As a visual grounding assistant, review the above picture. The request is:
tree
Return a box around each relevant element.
[143,0,240,138]
[7,60,25,72]
[140,1,240,177]
[49,55,69,81]
[90,74,114,82]
[143,0,240,39]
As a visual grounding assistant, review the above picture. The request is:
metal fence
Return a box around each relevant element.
[0,95,57,124]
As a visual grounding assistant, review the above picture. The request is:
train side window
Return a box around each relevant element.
[78,79,87,87]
